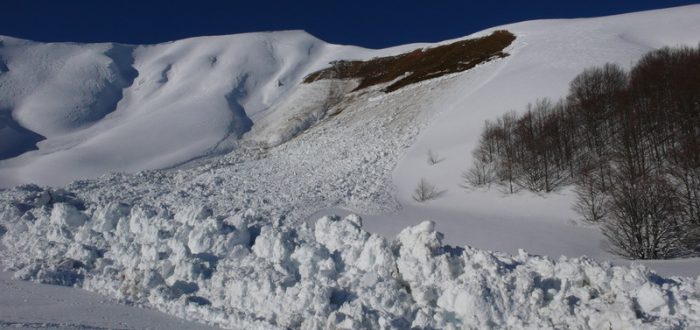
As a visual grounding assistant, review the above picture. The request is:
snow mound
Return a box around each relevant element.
[1,191,698,329]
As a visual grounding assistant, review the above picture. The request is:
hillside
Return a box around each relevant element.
[1,4,700,330]
[381,4,700,274]
[0,30,418,186]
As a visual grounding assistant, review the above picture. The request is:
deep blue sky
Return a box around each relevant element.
[3,0,699,48]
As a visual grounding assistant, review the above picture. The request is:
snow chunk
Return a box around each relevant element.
[252,226,292,262]
[50,203,88,229]
[636,283,670,315]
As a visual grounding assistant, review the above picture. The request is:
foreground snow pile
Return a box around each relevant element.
[1,192,698,329]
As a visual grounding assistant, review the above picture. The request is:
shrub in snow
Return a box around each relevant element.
[412,178,444,202]
[572,173,609,223]
[1,197,699,329]
[426,149,443,165]
[462,159,497,188]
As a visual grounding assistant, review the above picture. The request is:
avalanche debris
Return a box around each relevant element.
[1,194,698,329]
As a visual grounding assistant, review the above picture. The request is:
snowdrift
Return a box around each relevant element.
[1,192,698,329]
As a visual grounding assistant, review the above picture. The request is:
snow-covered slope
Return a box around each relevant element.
[379,4,700,271]
[1,4,700,330]
[0,31,422,187]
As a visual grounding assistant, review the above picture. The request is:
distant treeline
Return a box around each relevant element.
[466,45,700,259]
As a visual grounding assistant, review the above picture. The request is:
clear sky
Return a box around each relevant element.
[3,0,699,48]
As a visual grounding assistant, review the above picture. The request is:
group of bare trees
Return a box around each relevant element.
[465,99,578,193]
[467,45,700,259]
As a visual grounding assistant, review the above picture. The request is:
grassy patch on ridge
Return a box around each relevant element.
[304,30,516,93]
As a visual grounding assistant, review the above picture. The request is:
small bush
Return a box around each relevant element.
[573,171,609,223]
[412,178,445,202]
[427,149,444,165]
[462,159,496,188]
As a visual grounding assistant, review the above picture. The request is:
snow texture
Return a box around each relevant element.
[1,197,698,329]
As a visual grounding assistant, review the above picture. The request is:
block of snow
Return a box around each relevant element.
[50,203,88,229]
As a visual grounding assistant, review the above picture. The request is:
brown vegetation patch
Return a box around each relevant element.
[304,30,516,93]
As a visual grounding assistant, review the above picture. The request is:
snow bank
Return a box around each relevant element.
[1,192,698,329]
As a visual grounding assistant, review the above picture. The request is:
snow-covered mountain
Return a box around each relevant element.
[0,29,429,187]
[1,4,700,330]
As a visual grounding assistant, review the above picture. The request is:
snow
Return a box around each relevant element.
[0,269,218,330]
[0,4,699,330]
[385,4,700,275]
[0,30,421,187]
[1,200,698,329]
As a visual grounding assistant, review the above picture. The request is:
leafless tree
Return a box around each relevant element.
[573,175,609,223]
[603,172,685,259]
[463,160,496,188]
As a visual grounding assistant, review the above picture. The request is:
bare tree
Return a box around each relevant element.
[463,160,496,188]
[603,173,684,259]
[573,172,609,223]
[463,145,497,187]
[412,178,445,202]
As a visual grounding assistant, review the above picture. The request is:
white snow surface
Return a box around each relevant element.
[0,268,217,330]
[0,31,418,187]
[1,200,699,329]
[379,3,700,277]
[1,4,700,330]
